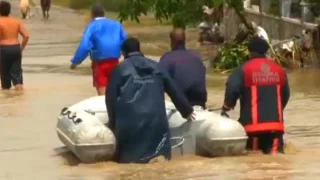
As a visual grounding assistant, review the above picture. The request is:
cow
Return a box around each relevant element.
[40,0,51,19]
[20,0,32,19]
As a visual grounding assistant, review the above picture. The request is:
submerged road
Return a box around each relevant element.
[4,54,320,180]
[1,1,320,180]
[9,0,84,57]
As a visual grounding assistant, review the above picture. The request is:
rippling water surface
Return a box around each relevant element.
[1,58,320,179]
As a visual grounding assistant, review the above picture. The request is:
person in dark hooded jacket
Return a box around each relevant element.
[106,38,194,164]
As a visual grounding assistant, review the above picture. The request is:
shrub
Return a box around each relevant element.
[68,0,123,12]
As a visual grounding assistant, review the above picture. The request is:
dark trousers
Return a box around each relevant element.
[246,132,284,154]
[184,87,207,108]
[0,45,23,89]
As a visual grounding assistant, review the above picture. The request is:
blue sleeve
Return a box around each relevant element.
[120,25,127,43]
[223,68,244,111]
[106,67,120,131]
[161,67,193,118]
[71,24,94,65]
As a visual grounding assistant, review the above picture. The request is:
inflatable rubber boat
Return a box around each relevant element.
[57,96,248,163]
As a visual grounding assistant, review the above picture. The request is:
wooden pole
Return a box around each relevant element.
[313,20,320,66]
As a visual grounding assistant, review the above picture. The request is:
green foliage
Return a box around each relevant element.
[268,0,281,16]
[67,0,124,12]
[215,42,249,71]
[117,0,252,71]
[118,0,245,28]
[304,0,320,3]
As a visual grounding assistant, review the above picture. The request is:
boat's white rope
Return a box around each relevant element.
[170,137,185,149]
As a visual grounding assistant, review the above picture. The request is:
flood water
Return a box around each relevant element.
[1,56,320,180]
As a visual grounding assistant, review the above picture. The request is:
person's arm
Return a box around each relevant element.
[222,68,244,112]
[281,73,290,109]
[120,24,127,43]
[161,67,193,118]
[70,24,94,65]
[18,22,29,51]
[106,67,120,131]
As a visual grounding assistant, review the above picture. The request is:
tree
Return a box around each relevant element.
[117,0,259,71]
[304,0,320,3]
[118,0,253,30]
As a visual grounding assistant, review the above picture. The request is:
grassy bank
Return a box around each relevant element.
[53,0,214,57]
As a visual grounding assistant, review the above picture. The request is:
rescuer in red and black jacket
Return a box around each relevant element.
[221,38,290,154]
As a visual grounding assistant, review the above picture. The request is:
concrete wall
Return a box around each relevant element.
[224,9,318,41]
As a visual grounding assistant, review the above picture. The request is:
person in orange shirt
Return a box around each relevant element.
[0,1,29,90]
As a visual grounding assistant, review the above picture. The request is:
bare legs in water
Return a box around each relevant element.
[96,87,105,96]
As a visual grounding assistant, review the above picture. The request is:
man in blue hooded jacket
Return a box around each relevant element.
[70,4,127,95]
[106,38,194,163]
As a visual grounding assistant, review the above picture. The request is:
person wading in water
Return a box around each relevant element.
[159,28,207,108]
[106,38,194,163]
[70,4,127,95]
[221,38,290,154]
[0,1,29,90]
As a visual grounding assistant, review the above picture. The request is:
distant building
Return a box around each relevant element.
[245,0,318,22]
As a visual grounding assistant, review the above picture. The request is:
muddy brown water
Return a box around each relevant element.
[0,57,320,180]
[2,1,320,176]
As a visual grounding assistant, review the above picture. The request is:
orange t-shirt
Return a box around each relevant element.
[0,16,29,45]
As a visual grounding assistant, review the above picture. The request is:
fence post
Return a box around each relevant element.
[281,0,292,18]
[313,22,320,66]
[258,0,263,25]
[244,0,251,9]
[260,0,271,14]
[300,1,314,23]
[279,0,285,40]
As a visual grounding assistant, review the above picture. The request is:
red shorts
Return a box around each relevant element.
[91,59,119,87]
